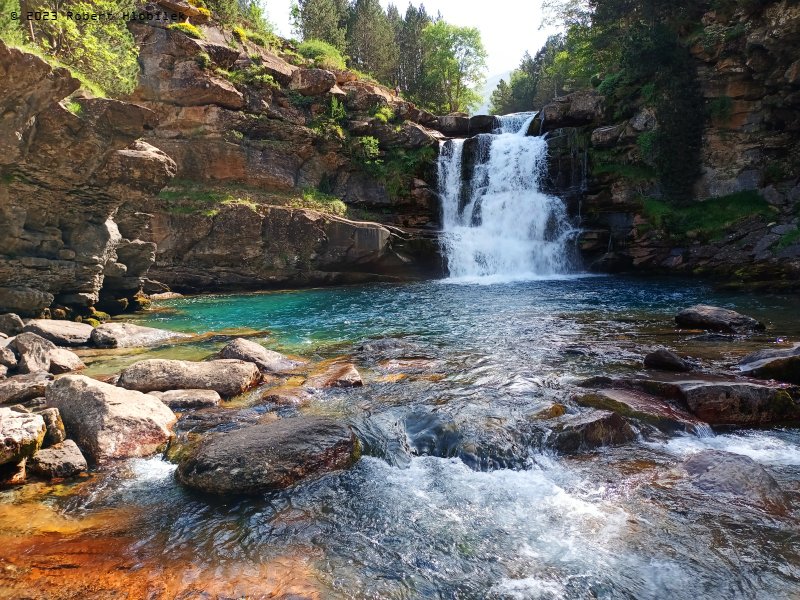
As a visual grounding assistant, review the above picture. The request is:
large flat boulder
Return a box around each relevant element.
[739,344,800,384]
[176,416,359,494]
[218,338,301,374]
[678,381,800,426]
[0,407,45,465]
[117,359,261,397]
[684,450,788,513]
[46,375,177,460]
[28,439,87,478]
[549,410,635,454]
[22,319,94,346]
[574,389,706,433]
[675,305,764,334]
[0,372,53,404]
[90,322,191,348]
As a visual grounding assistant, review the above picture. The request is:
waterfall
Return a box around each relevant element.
[438,113,577,282]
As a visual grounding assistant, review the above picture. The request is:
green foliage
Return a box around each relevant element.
[419,21,487,113]
[196,52,212,70]
[169,22,204,39]
[774,227,800,251]
[65,99,83,116]
[372,105,394,124]
[641,191,775,241]
[347,0,398,85]
[352,135,381,163]
[297,38,347,70]
[292,0,348,51]
[225,64,279,90]
[232,25,248,42]
[6,0,138,97]
[329,96,346,121]
[287,90,316,108]
[636,130,658,164]
[299,187,347,216]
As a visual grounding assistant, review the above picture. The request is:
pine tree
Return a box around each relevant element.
[347,0,398,84]
[293,0,348,52]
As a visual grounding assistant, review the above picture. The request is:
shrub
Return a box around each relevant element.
[196,52,212,70]
[65,100,83,116]
[300,188,347,216]
[232,26,247,43]
[354,136,381,162]
[373,106,395,124]
[297,39,347,71]
[169,22,204,39]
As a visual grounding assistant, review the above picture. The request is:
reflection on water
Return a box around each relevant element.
[3,277,800,598]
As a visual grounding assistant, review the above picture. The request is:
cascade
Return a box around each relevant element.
[438,112,577,281]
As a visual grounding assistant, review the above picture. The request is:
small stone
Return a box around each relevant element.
[148,389,221,409]
[643,348,690,372]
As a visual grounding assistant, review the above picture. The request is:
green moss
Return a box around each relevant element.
[168,22,204,40]
[774,227,800,251]
[641,190,776,241]
[297,188,348,216]
[65,100,84,116]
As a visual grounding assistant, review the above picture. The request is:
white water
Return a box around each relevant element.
[438,113,576,282]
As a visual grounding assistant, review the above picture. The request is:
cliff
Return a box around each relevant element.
[539,1,800,287]
[0,3,452,315]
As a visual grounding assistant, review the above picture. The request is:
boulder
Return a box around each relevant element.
[22,319,94,346]
[11,332,54,374]
[678,381,800,425]
[739,344,800,384]
[37,407,66,446]
[0,313,24,336]
[468,114,496,134]
[0,372,53,404]
[675,305,764,334]
[575,389,705,433]
[218,338,300,374]
[176,416,359,494]
[0,407,45,464]
[148,389,221,409]
[117,359,261,397]
[305,362,363,388]
[28,440,88,479]
[550,410,636,453]
[643,348,691,372]
[591,124,624,148]
[45,375,177,460]
[434,114,469,136]
[288,68,336,96]
[90,322,191,348]
[684,450,788,512]
[0,287,53,317]
[0,346,17,371]
[549,410,635,453]
[49,347,85,374]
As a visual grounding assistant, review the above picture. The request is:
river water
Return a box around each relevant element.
[2,277,799,599]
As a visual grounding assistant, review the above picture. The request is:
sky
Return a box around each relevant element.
[265,0,559,76]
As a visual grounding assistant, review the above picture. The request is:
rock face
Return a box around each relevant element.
[218,338,300,373]
[117,359,261,397]
[575,389,705,433]
[549,410,635,453]
[684,450,788,512]
[90,322,191,348]
[739,344,800,384]
[176,417,359,494]
[289,68,336,96]
[148,389,221,409]
[46,375,177,460]
[22,320,94,346]
[0,407,45,465]
[675,305,765,334]
[0,42,177,316]
[28,440,88,479]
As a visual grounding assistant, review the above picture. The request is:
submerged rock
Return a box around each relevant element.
[0,407,46,465]
[739,344,800,384]
[117,359,261,397]
[46,375,177,460]
[0,372,53,404]
[643,348,691,372]
[22,319,94,346]
[549,410,635,454]
[218,338,301,374]
[176,417,359,494]
[574,389,705,433]
[28,439,87,479]
[675,305,764,334]
[684,450,788,513]
[148,389,221,409]
[305,362,363,389]
[90,322,191,348]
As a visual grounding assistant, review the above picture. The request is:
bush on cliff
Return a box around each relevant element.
[298,38,347,70]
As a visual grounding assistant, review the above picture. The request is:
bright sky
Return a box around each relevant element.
[265,0,559,76]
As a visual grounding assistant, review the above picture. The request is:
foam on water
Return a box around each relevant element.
[648,430,800,466]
